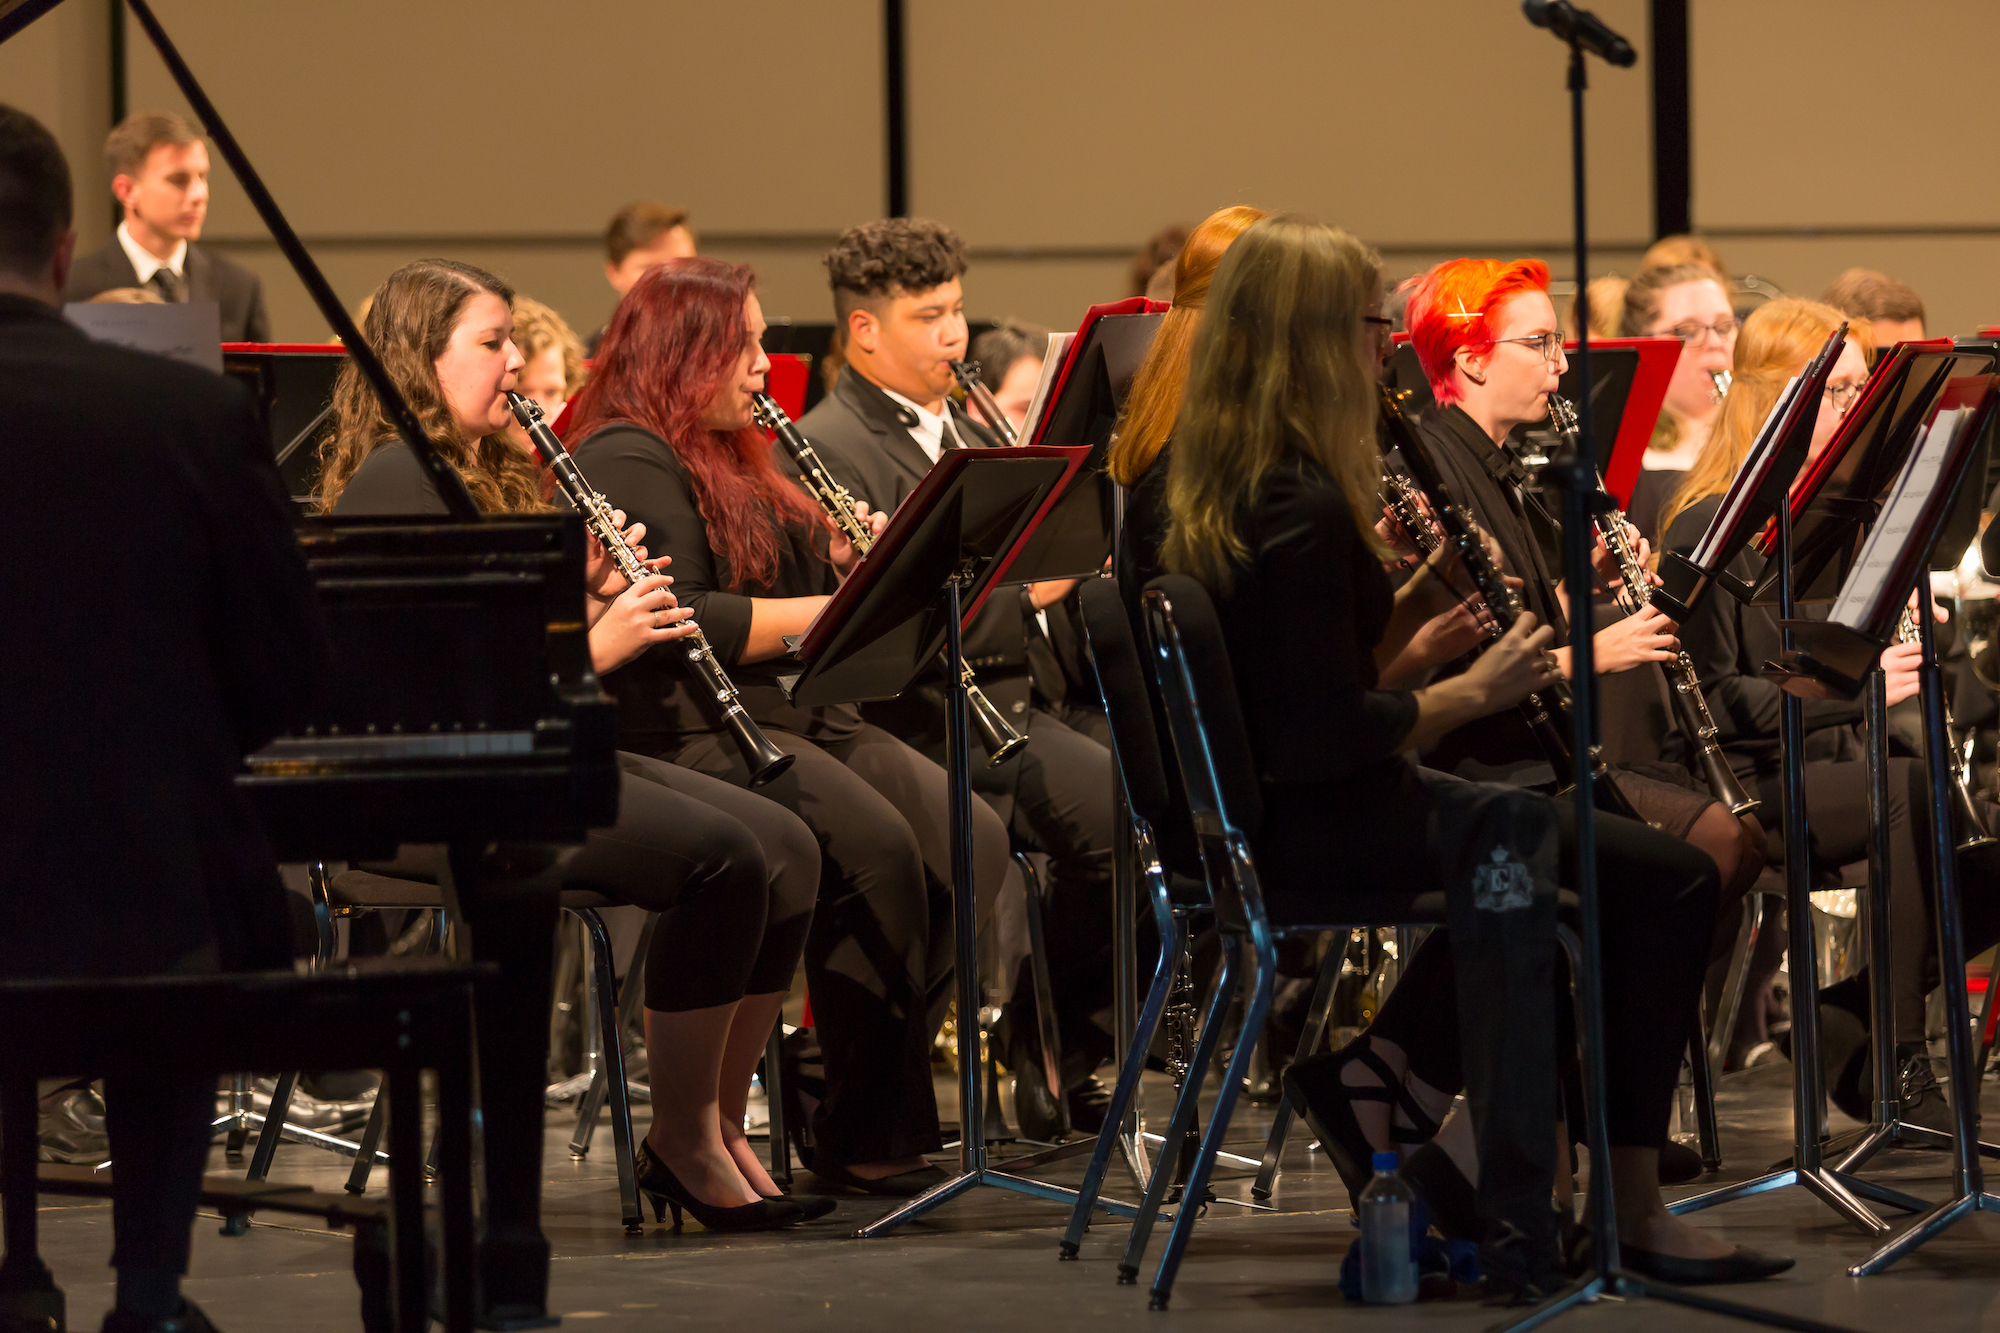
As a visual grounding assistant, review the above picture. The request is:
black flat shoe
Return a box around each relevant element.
[1282,1035,1440,1209]
[101,1301,221,1333]
[807,1161,951,1197]
[633,1140,804,1231]
[1619,1242,1794,1285]
[762,1189,838,1220]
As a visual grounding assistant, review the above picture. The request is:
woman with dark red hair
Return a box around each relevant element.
[568,256,1016,1198]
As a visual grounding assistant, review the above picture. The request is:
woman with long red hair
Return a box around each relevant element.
[567,256,1016,1197]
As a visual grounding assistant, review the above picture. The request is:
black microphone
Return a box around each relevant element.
[1522,0,1637,66]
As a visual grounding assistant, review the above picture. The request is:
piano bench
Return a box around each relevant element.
[0,960,491,1333]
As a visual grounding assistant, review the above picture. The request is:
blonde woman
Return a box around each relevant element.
[1662,298,2000,1132]
[1166,214,1781,1290]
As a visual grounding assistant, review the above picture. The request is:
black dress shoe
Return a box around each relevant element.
[632,1141,804,1231]
[1658,1139,1705,1184]
[1012,1070,1065,1143]
[1619,1242,1794,1284]
[101,1300,221,1332]
[1065,1075,1113,1135]
[1400,1141,1480,1241]
[807,1161,952,1197]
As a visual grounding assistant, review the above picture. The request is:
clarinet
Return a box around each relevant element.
[506,392,795,788]
[1377,383,1643,821]
[1709,368,1732,404]
[1548,395,1760,816]
[947,359,1021,446]
[750,391,1029,766]
[1895,606,1996,850]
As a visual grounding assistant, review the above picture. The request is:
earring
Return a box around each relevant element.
[1465,369,1487,385]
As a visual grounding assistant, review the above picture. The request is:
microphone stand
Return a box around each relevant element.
[1491,23,1856,1333]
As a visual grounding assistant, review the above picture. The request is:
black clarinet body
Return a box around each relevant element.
[507,392,794,787]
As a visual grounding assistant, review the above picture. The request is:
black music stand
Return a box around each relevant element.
[1757,350,2000,1182]
[1497,12,1856,1332]
[781,445,1140,1236]
[1751,373,2000,1274]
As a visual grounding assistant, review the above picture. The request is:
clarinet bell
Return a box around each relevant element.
[735,717,795,788]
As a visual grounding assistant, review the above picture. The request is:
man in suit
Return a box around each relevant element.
[1,103,323,1333]
[793,218,1117,1136]
[62,110,271,342]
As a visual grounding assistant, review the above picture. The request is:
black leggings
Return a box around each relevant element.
[1765,758,2000,1042]
[1367,804,1717,1149]
[656,722,1013,1169]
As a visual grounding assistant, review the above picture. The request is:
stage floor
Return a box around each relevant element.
[30,1061,2000,1331]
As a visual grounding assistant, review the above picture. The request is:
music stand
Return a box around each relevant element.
[1749,373,2000,1275]
[782,445,1140,1236]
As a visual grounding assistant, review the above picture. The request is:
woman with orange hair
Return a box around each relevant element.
[1663,298,2000,1131]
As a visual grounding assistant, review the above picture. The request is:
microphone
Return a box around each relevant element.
[1522,0,1637,66]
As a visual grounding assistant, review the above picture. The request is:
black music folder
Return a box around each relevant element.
[786,445,1085,707]
[1765,372,2000,699]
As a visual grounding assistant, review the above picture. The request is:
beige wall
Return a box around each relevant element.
[4,0,1994,340]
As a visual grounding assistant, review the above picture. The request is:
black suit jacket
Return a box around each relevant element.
[64,235,273,343]
[0,295,325,978]
[792,367,1059,728]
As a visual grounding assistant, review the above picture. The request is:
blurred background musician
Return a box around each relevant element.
[1126,221,1189,302]
[793,219,1120,1133]
[567,256,1017,1195]
[0,103,324,1333]
[1617,262,1739,543]
[1822,267,1928,351]
[1165,213,1774,1290]
[967,317,1048,435]
[62,110,269,341]
[587,201,696,354]
[1659,297,2000,1130]
[317,258,825,1234]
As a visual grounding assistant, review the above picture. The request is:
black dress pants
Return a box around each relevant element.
[657,723,1012,1169]
[100,1072,214,1277]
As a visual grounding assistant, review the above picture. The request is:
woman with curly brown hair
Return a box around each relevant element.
[318,257,827,1232]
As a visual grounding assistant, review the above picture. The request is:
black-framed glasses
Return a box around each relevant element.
[1663,316,1739,345]
[1363,316,1394,328]
[1824,381,1865,414]
[1491,330,1565,363]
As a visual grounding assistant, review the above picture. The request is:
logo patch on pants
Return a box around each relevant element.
[1472,846,1536,912]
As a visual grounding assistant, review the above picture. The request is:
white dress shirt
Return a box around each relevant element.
[880,384,964,464]
[116,221,188,288]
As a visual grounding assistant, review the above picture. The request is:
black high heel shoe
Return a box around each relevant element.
[633,1140,805,1232]
[760,1189,837,1221]
[1282,1035,1441,1209]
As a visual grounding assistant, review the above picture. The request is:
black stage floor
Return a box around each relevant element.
[31,1062,2000,1330]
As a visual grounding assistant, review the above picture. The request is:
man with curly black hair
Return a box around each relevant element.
[793,217,1119,1141]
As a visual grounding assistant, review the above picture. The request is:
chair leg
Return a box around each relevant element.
[575,908,643,1233]
[1151,934,1276,1309]
[246,1070,299,1181]
[762,1020,792,1187]
[384,1064,427,1333]
[1690,1001,1722,1172]
[1015,850,1069,1137]
[1060,906,1183,1257]
[1708,894,1764,1068]
[346,1093,387,1196]
[0,1072,64,1333]
[569,922,610,1161]
[1117,939,1240,1285]
[1252,930,1346,1199]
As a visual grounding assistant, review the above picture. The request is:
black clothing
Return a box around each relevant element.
[569,422,1014,1169]
[1625,466,1685,548]
[332,442,819,1010]
[1664,494,2000,1041]
[1213,458,1716,1165]
[793,368,1119,1081]
[63,238,272,342]
[0,294,324,1292]
[559,426,861,747]
[1115,444,1173,628]
[0,295,324,978]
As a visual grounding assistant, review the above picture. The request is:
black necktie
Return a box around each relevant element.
[149,268,187,303]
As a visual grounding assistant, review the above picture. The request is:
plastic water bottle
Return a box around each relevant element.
[1358,1151,1418,1304]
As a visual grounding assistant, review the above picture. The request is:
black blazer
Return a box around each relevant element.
[0,295,325,978]
[64,235,273,343]
[792,367,1056,725]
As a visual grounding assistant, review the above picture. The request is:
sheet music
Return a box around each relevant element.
[1015,333,1072,447]
[1830,406,1970,628]
[1693,374,1803,567]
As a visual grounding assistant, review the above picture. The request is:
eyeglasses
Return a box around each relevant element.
[1662,317,1739,346]
[1363,316,1394,329]
[1824,381,1865,414]
[1491,330,1566,363]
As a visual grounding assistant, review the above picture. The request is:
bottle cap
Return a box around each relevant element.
[1372,1151,1399,1172]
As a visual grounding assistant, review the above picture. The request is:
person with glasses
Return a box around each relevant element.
[1618,263,1740,542]
[1661,297,2000,1132]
